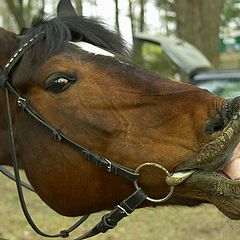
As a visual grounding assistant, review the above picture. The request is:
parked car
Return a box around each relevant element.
[133,32,240,98]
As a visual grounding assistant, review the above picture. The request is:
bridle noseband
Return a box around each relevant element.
[0,32,195,239]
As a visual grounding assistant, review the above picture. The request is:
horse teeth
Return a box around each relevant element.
[166,170,197,186]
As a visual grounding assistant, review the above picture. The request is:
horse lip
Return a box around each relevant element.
[183,170,240,219]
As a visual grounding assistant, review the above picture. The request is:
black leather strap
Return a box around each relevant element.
[0,66,7,90]
[0,166,35,192]
[5,87,90,238]
[74,188,147,240]
[15,90,139,183]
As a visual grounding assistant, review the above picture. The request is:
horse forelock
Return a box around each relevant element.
[21,16,128,63]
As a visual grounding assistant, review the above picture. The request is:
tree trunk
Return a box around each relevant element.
[139,0,145,32]
[115,0,120,35]
[39,0,46,18]
[5,0,46,30]
[5,0,26,29]
[162,0,170,35]
[75,0,83,15]
[174,0,225,67]
[128,0,135,38]
[132,0,146,62]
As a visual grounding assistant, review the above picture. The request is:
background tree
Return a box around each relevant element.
[174,0,225,67]
[132,0,147,61]
[1,0,239,70]
[221,0,240,32]
[4,0,45,30]
[128,0,135,37]
[75,0,83,15]
[139,0,146,32]
[115,0,120,35]
[154,0,175,35]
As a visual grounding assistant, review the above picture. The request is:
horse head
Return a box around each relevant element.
[1,0,240,231]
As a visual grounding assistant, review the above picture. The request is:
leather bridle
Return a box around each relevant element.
[0,32,191,239]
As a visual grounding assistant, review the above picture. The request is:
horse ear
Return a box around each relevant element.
[57,0,78,17]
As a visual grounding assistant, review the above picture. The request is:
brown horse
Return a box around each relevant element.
[1,0,240,238]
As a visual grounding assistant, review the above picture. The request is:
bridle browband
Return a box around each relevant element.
[0,32,190,239]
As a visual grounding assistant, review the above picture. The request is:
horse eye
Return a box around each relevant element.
[44,73,76,93]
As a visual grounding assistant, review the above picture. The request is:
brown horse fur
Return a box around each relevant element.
[0,15,240,220]
[0,28,19,166]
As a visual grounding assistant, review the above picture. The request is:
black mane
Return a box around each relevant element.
[21,16,129,62]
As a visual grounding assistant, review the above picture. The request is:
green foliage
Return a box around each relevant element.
[138,42,179,79]
[221,0,240,29]
[153,0,176,34]
[154,0,174,9]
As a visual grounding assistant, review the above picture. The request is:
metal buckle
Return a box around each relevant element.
[117,205,130,216]
[105,159,112,172]
[133,162,174,203]
[17,97,28,108]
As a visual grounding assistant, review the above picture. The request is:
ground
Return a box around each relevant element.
[0,169,239,240]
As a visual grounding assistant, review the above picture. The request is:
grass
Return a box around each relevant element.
[0,170,240,240]
[219,52,240,69]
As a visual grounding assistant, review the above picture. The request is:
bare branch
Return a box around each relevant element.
[5,0,25,29]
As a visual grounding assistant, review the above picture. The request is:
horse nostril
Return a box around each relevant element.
[204,114,226,135]
[205,97,240,135]
[212,120,225,132]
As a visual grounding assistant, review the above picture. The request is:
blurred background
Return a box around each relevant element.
[0,0,240,239]
[1,0,240,67]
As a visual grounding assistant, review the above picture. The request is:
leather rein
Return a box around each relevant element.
[0,32,192,239]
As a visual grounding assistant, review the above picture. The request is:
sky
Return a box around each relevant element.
[45,0,163,45]
[82,0,162,44]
